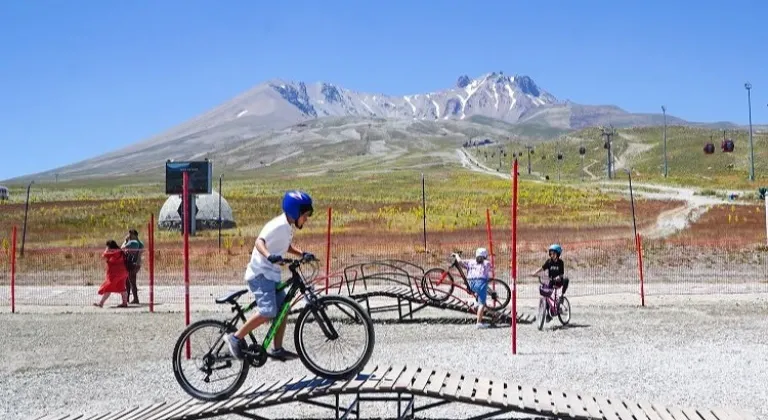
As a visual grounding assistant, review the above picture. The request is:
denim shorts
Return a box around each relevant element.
[468,277,489,306]
[247,274,286,318]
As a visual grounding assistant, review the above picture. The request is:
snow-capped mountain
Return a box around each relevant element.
[267,72,557,123]
[8,71,708,181]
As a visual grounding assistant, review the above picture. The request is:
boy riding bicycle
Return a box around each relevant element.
[530,243,569,303]
[227,190,315,361]
[452,248,493,329]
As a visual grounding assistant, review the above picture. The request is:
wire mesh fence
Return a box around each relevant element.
[3,209,768,310]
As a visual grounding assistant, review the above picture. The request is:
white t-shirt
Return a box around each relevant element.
[244,213,294,282]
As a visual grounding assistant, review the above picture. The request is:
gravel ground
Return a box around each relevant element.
[1,294,767,420]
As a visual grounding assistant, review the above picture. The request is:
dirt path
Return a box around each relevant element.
[613,141,655,172]
[456,148,547,180]
[598,182,753,238]
[455,147,756,240]
[456,148,511,180]
[582,159,599,180]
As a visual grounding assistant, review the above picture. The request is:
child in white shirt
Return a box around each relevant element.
[227,191,315,361]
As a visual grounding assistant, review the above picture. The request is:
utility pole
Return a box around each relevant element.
[662,105,668,177]
[601,126,617,180]
[745,83,754,181]
[525,145,533,175]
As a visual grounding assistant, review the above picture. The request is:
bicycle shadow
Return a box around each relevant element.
[283,372,380,391]
[550,323,591,331]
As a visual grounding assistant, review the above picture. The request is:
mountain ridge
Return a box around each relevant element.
[5,71,764,182]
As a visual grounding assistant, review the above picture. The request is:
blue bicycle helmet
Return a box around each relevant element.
[548,243,562,256]
[282,190,314,223]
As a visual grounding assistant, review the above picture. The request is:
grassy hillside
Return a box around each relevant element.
[469,126,768,190]
[0,167,672,250]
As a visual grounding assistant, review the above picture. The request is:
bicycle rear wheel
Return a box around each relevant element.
[485,278,511,310]
[557,296,571,325]
[294,295,375,381]
[420,268,454,302]
[172,319,250,401]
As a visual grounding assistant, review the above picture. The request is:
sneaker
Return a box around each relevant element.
[226,334,247,360]
[476,322,490,329]
[268,347,299,361]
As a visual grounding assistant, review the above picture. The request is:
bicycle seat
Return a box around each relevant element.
[215,289,249,304]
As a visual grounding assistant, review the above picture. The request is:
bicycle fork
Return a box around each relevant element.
[303,287,340,341]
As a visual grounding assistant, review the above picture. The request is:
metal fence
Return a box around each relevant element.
[3,209,767,311]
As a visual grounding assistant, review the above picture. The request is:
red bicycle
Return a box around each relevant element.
[420,253,511,311]
[533,274,571,330]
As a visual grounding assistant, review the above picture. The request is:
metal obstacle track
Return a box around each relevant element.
[35,365,755,420]
[350,285,536,325]
[338,260,535,325]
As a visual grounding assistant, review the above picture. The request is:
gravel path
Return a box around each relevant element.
[2,295,767,420]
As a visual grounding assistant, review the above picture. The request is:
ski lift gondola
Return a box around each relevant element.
[579,146,586,156]
[704,135,715,154]
[721,130,735,153]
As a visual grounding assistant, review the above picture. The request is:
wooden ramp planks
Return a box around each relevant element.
[34,365,755,420]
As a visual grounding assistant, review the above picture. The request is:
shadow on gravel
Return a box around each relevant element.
[514,351,572,356]
[550,323,591,331]
[107,305,144,310]
[374,317,479,325]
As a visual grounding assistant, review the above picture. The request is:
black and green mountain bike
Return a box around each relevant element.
[172,255,375,401]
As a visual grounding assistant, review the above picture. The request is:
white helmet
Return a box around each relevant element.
[475,248,489,259]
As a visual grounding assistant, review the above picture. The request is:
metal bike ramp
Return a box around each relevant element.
[34,365,755,420]
[352,285,536,325]
[341,260,535,325]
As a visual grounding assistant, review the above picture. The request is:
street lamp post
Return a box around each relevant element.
[745,83,754,182]
[662,105,668,178]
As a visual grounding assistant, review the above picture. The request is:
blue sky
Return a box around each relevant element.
[1,0,766,180]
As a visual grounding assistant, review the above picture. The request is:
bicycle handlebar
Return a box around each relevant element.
[277,255,318,266]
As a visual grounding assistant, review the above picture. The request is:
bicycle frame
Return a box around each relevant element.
[222,260,338,354]
[437,258,497,297]
[539,278,561,316]
[434,260,472,293]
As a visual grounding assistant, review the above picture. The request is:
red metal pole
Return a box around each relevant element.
[149,213,155,313]
[511,159,519,355]
[485,208,496,282]
[183,172,191,359]
[325,207,332,294]
[11,226,17,313]
[636,233,645,307]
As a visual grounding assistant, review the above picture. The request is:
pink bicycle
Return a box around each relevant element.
[532,274,571,330]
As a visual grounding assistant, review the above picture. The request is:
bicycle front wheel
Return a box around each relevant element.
[557,296,571,325]
[485,278,511,310]
[294,295,375,381]
[172,319,250,401]
[537,298,547,331]
[420,268,454,302]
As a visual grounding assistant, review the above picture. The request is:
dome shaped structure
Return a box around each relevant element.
[158,190,236,231]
